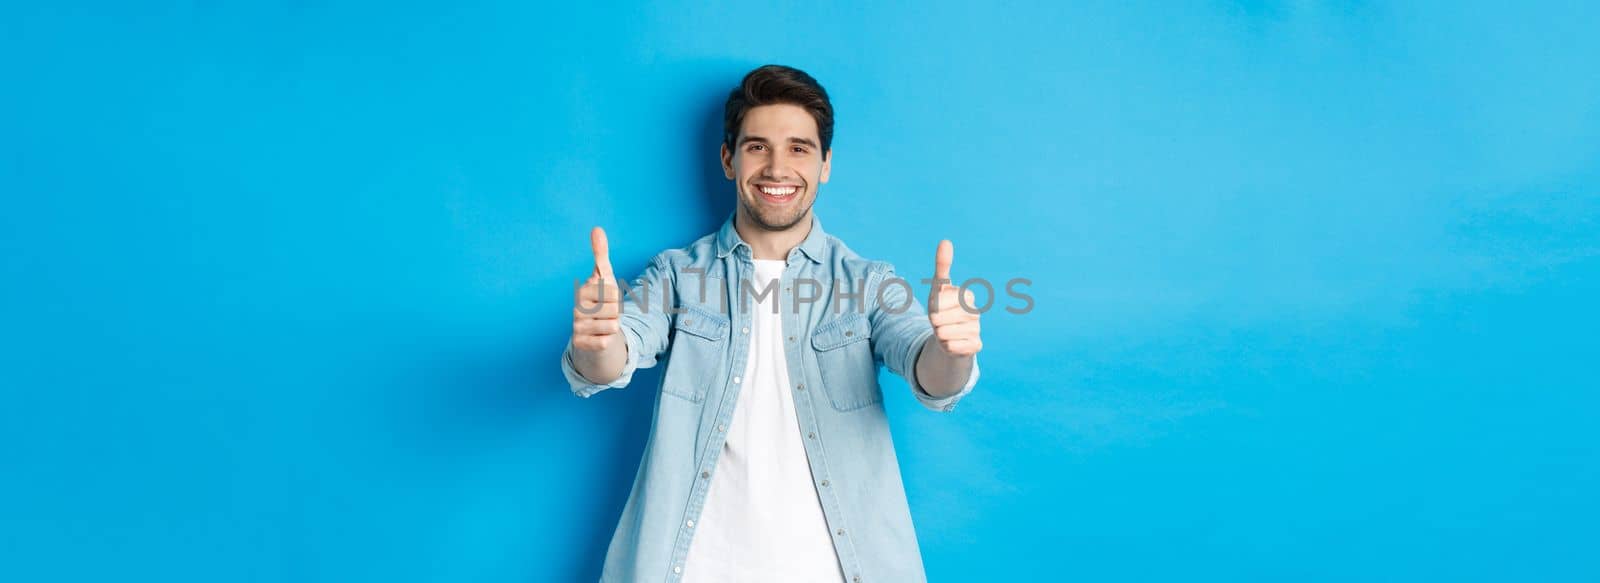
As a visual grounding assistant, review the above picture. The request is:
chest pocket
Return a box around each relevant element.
[810,313,882,411]
[662,305,729,403]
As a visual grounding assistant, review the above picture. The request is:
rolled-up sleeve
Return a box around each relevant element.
[559,254,675,398]
[561,335,641,398]
[908,352,979,412]
[867,263,979,412]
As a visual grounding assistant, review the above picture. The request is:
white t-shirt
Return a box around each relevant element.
[681,259,846,582]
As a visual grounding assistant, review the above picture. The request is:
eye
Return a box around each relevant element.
[791,146,808,154]
[747,144,766,152]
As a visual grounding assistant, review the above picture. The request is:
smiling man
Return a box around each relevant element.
[563,65,983,583]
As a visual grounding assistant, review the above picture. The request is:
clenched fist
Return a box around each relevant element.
[926,240,982,357]
[573,226,624,353]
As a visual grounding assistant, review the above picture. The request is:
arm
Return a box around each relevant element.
[914,239,983,398]
[560,227,673,397]
[913,335,977,399]
[868,257,981,412]
[569,332,628,386]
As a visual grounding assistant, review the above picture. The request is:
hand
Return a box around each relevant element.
[572,226,623,352]
[927,240,982,357]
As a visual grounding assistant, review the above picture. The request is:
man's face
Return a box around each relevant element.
[722,104,831,231]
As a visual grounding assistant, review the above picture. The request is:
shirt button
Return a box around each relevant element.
[844,330,853,337]
[788,336,796,342]
[717,424,726,432]
[701,470,710,479]
[807,432,815,439]
[686,519,695,528]
[733,376,741,384]
[741,327,749,334]
[820,480,829,487]
[836,528,845,536]
[674,565,682,574]
[853,576,861,582]
[796,384,804,391]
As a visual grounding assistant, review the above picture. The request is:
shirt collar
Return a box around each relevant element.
[714,213,827,264]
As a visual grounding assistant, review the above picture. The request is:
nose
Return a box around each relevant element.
[761,160,796,182]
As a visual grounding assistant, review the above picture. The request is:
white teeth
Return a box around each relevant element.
[759,186,797,196]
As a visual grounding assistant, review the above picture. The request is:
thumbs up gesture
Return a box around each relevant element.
[572,226,624,353]
[927,240,982,357]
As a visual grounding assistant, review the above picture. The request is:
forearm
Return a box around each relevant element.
[571,338,628,385]
[914,335,974,398]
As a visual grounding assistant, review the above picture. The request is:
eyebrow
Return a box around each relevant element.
[739,135,820,149]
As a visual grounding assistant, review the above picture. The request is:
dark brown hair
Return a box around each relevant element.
[723,65,834,157]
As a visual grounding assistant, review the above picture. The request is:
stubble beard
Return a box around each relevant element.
[740,186,814,232]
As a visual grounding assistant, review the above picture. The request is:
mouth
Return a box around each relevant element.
[754,183,802,205]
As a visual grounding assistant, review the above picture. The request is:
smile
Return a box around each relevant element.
[756,184,801,203]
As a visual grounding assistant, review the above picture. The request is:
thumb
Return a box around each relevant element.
[591,226,614,280]
[933,239,953,283]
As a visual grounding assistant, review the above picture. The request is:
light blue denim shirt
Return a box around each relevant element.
[561,214,978,582]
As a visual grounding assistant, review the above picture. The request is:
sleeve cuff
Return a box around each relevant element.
[560,333,639,398]
[907,335,980,412]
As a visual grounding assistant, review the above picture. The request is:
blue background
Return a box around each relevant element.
[4,2,1598,581]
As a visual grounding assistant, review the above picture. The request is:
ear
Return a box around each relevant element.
[820,149,832,184]
[721,143,735,180]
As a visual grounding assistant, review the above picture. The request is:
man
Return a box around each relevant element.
[562,65,983,583]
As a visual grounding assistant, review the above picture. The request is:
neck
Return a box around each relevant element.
[734,209,812,261]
